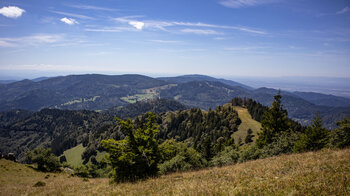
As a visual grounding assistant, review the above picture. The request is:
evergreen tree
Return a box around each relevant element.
[256,92,290,148]
[329,116,350,148]
[101,112,161,182]
[294,114,330,152]
[245,129,254,144]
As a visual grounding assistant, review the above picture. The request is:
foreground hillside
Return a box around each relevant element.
[1,148,349,195]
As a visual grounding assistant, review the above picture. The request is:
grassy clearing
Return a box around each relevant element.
[120,94,155,104]
[95,151,107,162]
[232,106,262,144]
[63,144,85,167]
[1,148,349,195]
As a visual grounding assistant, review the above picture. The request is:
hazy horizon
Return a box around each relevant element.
[1,0,349,78]
[1,71,350,98]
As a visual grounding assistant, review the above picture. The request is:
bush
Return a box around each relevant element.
[238,145,261,163]
[33,181,46,187]
[26,148,61,172]
[210,146,239,167]
[74,164,98,178]
[260,132,300,158]
[158,141,206,174]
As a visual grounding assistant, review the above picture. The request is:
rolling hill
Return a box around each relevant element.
[0,74,349,128]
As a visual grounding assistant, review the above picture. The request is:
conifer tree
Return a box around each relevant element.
[294,113,330,152]
[330,117,350,148]
[102,112,161,182]
[256,92,290,148]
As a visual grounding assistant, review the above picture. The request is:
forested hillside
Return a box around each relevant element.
[0,74,349,128]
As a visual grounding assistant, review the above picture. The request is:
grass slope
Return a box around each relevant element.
[232,106,262,144]
[1,148,349,195]
[63,144,85,167]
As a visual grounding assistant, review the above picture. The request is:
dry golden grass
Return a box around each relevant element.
[1,148,349,195]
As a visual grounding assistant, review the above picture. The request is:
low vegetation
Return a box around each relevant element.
[1,148,349,195]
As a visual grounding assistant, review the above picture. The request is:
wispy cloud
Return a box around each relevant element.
[85,26,138,32]
[68,4,118,11]
[219,0,279,8]
[111,16,267,35]
[336,7,349,15]
[0,34,64,47]
[181,29,222,35]
[0,6,25,18]
[149,40,183,44]
[224,46,267,51]
[60,17,79,25]
[51,11,94,20]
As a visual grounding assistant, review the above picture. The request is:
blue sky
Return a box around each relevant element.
[0,0,349,79]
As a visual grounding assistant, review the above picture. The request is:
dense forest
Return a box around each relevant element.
[2,94,349,182]
[1,74,350,128]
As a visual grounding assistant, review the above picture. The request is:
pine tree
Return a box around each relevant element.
[330,117,350,148]
[294,114,330,152]
[245,129,254,144]
[256,92,290,148]
[101,112,161,182]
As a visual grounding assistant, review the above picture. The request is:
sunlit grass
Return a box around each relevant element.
[63,144,85,167]
[232,106,261,145]
[1,148,349,195]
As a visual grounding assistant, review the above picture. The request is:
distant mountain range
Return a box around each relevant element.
[0,74,349,128]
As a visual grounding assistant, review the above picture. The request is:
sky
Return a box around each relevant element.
[0,0,349,79]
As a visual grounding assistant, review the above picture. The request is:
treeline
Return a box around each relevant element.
[100,95,350,182]
[106,98,188,119]
[14,95,350,182]
[81,104,242,164]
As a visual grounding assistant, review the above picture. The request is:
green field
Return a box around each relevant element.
[120,94,155,104]
[232,106,262,145]
[1,148,349,195]
[63,144,86,167]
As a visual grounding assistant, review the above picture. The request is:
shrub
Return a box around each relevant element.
[158,141,206,174]
[260,132,300,158]
[74,164,98,178]
[33,181,46,187]
[238,145,261,163]
[26,148,61,172]
[210,146,239,167]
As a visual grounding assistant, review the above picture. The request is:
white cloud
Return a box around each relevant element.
[51,11,94,20]
[0,6,25,18]
[181,29,222,35]
[129,21,144,30]
[233,26,266,34]
[219,0,278,8]
[60,17,79,25]
[336,7,349,15]
[0,34,64,47]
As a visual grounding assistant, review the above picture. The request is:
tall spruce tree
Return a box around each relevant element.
[330,116,350,148]
[101,112,161,182]
[294,113,330,152]
[256,92,290,148]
